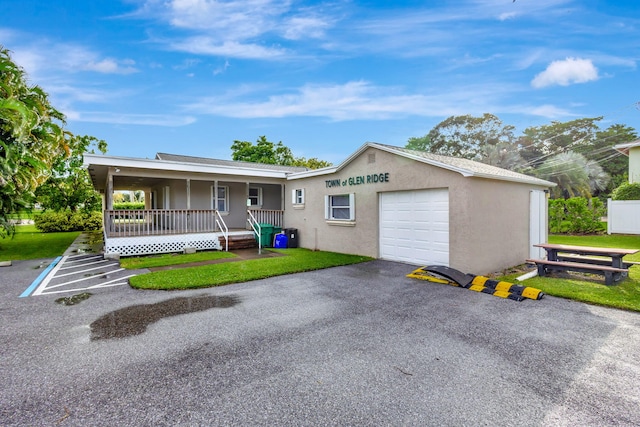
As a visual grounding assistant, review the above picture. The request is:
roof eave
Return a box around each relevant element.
[84,153,290,178]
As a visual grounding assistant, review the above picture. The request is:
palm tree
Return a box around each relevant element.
[479,141,526,171]
[534,151,606,199]
[1,46,68,237]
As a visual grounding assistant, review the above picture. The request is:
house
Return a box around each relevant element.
[84,142,555,275]
[608,138,640,235]
[614,138,640,183]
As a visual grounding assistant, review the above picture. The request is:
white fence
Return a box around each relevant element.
[607,199,640,235]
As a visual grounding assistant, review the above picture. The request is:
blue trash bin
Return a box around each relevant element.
[273,233,288,249]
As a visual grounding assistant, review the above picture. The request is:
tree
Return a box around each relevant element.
[231,136,295,165]
[291,157,332,169]
[231,136,332,169]
[519,117,602,169]
[1,46,69,237]
[478,141,526,171]
[35,135,107,212]
[591,124,636,194]
[407,113,516,160]
[534,151,609,199]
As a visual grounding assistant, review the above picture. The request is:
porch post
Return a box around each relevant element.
[106,169,114,210]
[144,191,151,210]
[186,179,191,210]
[214,180,218,210]
[281,184,285,211]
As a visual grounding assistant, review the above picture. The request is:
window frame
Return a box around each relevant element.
[212,185,229,213]
[248,187,263,208]
[292,188,305,205]
[325,193,355,221]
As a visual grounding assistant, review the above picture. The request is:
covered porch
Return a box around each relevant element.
[84,152,299,257]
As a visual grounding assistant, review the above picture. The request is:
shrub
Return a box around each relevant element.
[611,182,640,200]
[548,197,605,234]
[548,199,565,234]
[113,202,145,210]
[34,211,103,233]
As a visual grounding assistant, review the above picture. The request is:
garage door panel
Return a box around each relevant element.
[379,189,449,266]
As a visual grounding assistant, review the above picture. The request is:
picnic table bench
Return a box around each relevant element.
[527,243,639,286]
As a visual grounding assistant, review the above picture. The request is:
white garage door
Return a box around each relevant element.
[379,189,449,266]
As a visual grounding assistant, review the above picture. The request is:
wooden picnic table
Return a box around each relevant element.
[533,243,638,269]
[528,243,639,285]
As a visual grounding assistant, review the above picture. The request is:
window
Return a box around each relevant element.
[212,185,229,212]
[248,187,262,207]
[292,188,305,205]
[325,194,355,221]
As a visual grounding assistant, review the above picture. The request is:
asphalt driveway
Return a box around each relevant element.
[1,259,639,426]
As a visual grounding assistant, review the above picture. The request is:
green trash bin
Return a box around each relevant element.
[254,223,274,247]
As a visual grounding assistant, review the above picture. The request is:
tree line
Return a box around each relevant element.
[406,113,636,199]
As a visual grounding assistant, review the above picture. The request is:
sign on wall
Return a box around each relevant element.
[325,172,390,188]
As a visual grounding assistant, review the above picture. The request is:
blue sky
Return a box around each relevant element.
[2,0,639,164]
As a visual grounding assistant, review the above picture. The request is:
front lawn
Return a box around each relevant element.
[0,225,80,261]
[120,251,236,269]
[129,248,373,290]
[501,234,640,312]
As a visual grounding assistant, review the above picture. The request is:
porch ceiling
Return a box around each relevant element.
[86,164,168,191]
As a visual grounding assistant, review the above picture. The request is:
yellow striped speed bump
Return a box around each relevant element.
[470,276,544,300]
[407,265,544,302]
[406,267,460,286]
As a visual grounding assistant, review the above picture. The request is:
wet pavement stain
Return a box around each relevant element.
[90,294,241,340]
[56,292,93,306]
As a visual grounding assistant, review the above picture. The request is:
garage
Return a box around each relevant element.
[379,188,449,266]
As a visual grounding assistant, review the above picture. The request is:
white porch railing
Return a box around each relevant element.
[247,210,262,254]
[215,210,229,251]
[248,209,283,227]
[104,209,224,238]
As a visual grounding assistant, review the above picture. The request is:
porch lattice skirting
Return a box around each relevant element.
[105,233,222,257]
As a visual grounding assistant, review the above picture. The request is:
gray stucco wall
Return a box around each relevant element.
[284,146,547,275]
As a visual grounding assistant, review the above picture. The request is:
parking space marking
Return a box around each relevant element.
[54,261,120,278]
[36,275,136,296]
[36,267,127,291]
[24,253,138,297]
[58,257,108,270]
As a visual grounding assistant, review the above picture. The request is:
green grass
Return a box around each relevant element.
[120,251,237,269]
[501,234,640,312]
[129,248,373,290]
[0,225,80,261]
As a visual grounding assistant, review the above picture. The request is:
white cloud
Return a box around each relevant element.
[84,58,138,75]
[531,57,599,88]
[498,12,517,21]
[137,0,338,58]
[69,111,197,126]
[526,104,575,118]
[10,43,138,77]
[282,16,331,40]
[185,80,517,121]
[169,37,287,59]
[213,60,230,75]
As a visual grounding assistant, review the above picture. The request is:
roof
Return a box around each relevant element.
[84,152,306,192]
[155,153,308,173]
[288,142,556,187]
[613,138,640,156]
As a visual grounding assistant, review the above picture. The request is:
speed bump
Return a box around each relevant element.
[407,266,544,302]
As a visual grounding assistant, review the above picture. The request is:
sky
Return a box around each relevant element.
[2,0,639,164]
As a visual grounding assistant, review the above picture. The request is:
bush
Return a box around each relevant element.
[611,182,640,200]
[113,202,145,210]
[34,211,103,233]
[548,197,605,234]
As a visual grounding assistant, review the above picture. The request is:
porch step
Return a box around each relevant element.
[219,234,257,250]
